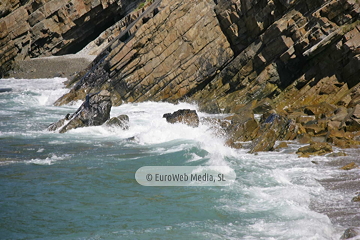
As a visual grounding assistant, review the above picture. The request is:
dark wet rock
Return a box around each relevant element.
[48,90,112,133]
[163,109,199,128]
[344,117,360,132]
[296,142,333,158]
[340,162,359,170]
[126,136,137,141]
[340,228,359,239]
[105,114,129,130]
[0,88,12,93]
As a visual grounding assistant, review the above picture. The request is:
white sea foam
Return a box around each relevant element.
[25,154,68,165]
[62,101,234,166]
[0,77,70,106]
[1,77,354,239]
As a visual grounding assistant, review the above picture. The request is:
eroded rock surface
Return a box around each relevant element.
[48,90,112,133]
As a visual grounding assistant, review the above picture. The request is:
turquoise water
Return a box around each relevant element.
[0,78,343,239]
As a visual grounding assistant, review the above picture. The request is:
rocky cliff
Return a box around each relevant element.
[51,0,360,152]
[0,0,145,77]
[2,0,360,153]
[53,0,360,108]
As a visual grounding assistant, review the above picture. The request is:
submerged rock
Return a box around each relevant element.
[105,114,129,130]
[48,90,112,133]
[163,109,199,128]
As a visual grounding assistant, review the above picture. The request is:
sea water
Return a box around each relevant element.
[0,78,354,239]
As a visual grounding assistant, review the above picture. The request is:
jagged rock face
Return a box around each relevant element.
[193,0,360,113]
[55,0,234,105]
[55,0,360,111]
[0,0,143,77]
[48,90,112,133]
[5,0,360,152]
[163,109,199,128]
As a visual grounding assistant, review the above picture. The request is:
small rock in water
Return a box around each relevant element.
[105,115,129,130]
[340,162,358,170]
[47,90,112,133]
[351,193,360,202]
[340,228,359,239]
[163,109,199,127]
[0,88,12,93]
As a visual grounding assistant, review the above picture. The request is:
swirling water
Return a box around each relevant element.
[0,78,350,239]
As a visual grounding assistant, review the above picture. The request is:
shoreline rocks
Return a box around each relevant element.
[47,90,112,133]
[296,142,333,158]
[163,109,199,128]
[105,114,129,130]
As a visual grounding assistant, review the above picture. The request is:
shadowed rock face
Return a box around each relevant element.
[55,0,234,105]
[48,90,112,133]
[0,0,144,77]
[54,0,360,112]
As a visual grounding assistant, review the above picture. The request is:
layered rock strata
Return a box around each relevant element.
[0,0,144,77]
[49,0,360,155]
